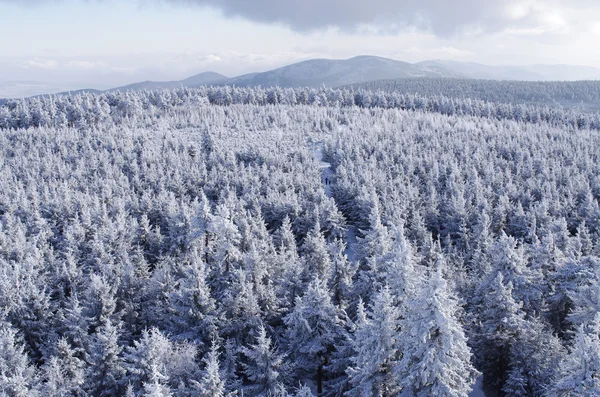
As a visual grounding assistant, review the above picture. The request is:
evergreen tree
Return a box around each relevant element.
[0,324,40,397]
[284,277,345,395]
[142,364,173,397]
[473,273,526,392]
[346,287,400,396]
[167,247,217,348]
[40,338,85,397]
[395,266,479,397]
[302,220,333,282]
[194,340,226,397]
[85,319,126,397]
[124,327,199,395]
[328,238,356,310]
[277,216,305,309]
[549,316,600,396]
[241,324,287,397]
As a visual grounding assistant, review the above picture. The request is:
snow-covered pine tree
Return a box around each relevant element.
[346,287,400,396]
[472,273,526,392]
[301,219,333,282]
[240,324,288,397]
[284,277,345,395]
[167,247,217,349]
[276,216,305,309]
[85,319,126,397]
[548,315,600,396]
[40,338,85,397]
[0,323,40,397]
[194,340,226,397]
[328,238,356,310]
[395,263,479,397]
[124,327,199,395]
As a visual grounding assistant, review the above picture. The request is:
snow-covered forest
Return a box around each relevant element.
[1,85,600,396]
[346,78,600,111]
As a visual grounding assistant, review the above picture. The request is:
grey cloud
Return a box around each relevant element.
[165,0,524,35]
[1,0,585,36]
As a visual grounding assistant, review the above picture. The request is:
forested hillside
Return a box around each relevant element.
[345,78,600,111]
[1,86,599,396]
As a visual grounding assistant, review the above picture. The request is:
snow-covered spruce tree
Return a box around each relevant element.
[355,193,392,283]
[40,338,85,397]
[383,224,422,307]
[346,287,400,396]
[395,263,479,397]
[85,318,126,397]
[123,327,199,396]
[0,323,40,397]
[284,277,345,395]
[276,216,305,309]
[328,238,356,310]
[472,272,526,393]
[56,293,90,362]
[193,340,226,397]
[240,324,288,397]
[142,364,173,397]
[206,201,242,289]
[486,232,542,315]
[166,247,217,349]
[301,219,333,283]
[81,273,120,334]
[548,315,600,396]
[548,256,599,338]
[502,315,565,396]
[567,259,600,330]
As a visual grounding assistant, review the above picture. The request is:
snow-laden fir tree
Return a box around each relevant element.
[241,324,288,397]
[301,219,333,282]
[193,340,226,397]
[328,238,356,310]
[166,247,217,349]
[548,315,600,396]
[346,287,400,396]
[472,273,526,393]
[40,338,85,397]
[142,364,173,397]
[395,262,479,397]
[276,216,305,309]
[284,277,345,395]
[355,194,393,298]
[502,315,565,396]
[123,327,199,395]
[85,318,126,397]
[382,224,422,306]
[0,323,40,397]
[486,232,542,315]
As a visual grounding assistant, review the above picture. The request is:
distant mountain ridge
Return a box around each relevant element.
[106,71,229,92]
[417,60,600,81]
[105,56,600,92]
[3,56,600,100]
[224,56,464,88]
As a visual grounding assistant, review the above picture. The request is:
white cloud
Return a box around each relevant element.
[23,58,59,69]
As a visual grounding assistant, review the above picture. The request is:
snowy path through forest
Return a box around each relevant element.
[312,142,358,263]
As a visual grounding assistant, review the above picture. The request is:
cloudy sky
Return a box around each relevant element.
[1,0,600,95]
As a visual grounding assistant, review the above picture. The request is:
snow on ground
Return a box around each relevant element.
[313,141,358,262]
[469,376,487,397]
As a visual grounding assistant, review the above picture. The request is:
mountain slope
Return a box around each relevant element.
[109,71,228,92]
[417,60,600,81]
[226,55,465,88]
[4,56,600,99]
